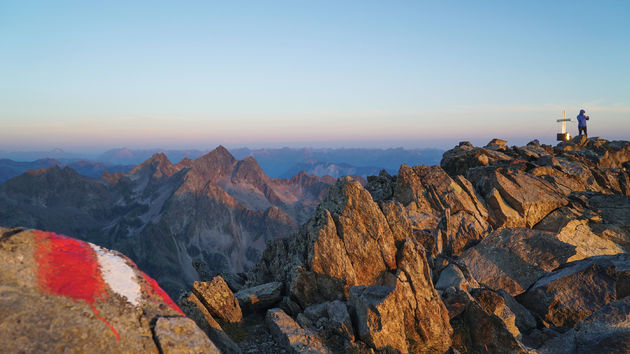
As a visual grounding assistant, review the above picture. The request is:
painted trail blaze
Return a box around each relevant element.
[34,231,120,340]
[140,270,185,315]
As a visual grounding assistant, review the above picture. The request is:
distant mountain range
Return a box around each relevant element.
[0,146,333,296]
[95,147,444,178]
[1,147,444,182]
[0,158,133,184]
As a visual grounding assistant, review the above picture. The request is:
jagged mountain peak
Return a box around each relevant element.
[129,152,179,179]
[191,145,237,179]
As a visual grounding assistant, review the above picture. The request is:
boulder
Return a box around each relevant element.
[538,297,630,354]
[235,281,283,313]
[441,144,513,176]
[154,317,220,354]
[279,296,302,317]
[446,288,529,353]
[303,302,329,322]
[394,239,453,352]
[467,167,568,228]
[178,292,241,354]
[265,308,330,354]
[460,228,623,296]
[349,285,408,353]
[470,288,520,339]
[486,138,508,149]
[496,289,537,333]
[0,228,214,352]
[193,276,242,323]
[518,254,630,329]
[325,300,354,341]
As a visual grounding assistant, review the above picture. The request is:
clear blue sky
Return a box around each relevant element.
[1,0,628,151]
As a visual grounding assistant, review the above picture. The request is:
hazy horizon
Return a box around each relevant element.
[2,1,629,150]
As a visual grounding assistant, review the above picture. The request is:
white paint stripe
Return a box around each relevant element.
[89,243,141,306]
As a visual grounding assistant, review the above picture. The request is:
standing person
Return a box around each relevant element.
[577,109,590,137]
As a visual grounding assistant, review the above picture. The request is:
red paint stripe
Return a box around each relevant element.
[34,231,119,340]
[34,231,106,304]
[92,304,121,341]
[139,271,185,315]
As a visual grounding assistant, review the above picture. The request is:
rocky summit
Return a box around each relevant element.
[1,136,630,353]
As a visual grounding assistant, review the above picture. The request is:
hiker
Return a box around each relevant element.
[577,109,590,137]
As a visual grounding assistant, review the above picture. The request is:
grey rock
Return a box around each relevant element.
[326,300,355,341]
[539,297,630,353]
[265,308,330,354]
[236,281,283,313]
[279,296,302,317]
[435,264,478,291]
[303,302,329,322]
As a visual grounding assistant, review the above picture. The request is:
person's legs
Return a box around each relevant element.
[579,126,587,137]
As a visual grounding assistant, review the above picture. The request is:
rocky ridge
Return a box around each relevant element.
[227,136,629,353]
[2,136,629,353]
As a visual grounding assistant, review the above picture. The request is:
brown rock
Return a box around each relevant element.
[460,228,589,296]
[193,276,243,323]
[518,254,630,329]
[469,167,568,228]
[349,285,408,353]
[441,144,513,176]
[394,239,453,352]
[154,317,220,354]
[470,288,520,339]
[450,298,530,353]
[235,281,283,313]
[486,138,508,149]
[178,292,241,354]
[538,297,630,354]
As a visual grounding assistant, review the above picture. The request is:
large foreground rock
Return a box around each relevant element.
[249,177,398,306]
[518,254,630,329]
[0,227,215,352]
[460,228,623,296]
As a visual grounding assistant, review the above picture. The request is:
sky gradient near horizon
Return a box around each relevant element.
[1,0,629,152]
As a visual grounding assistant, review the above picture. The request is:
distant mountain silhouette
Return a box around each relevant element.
[94,147,444,178]
[0,158,133,184]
